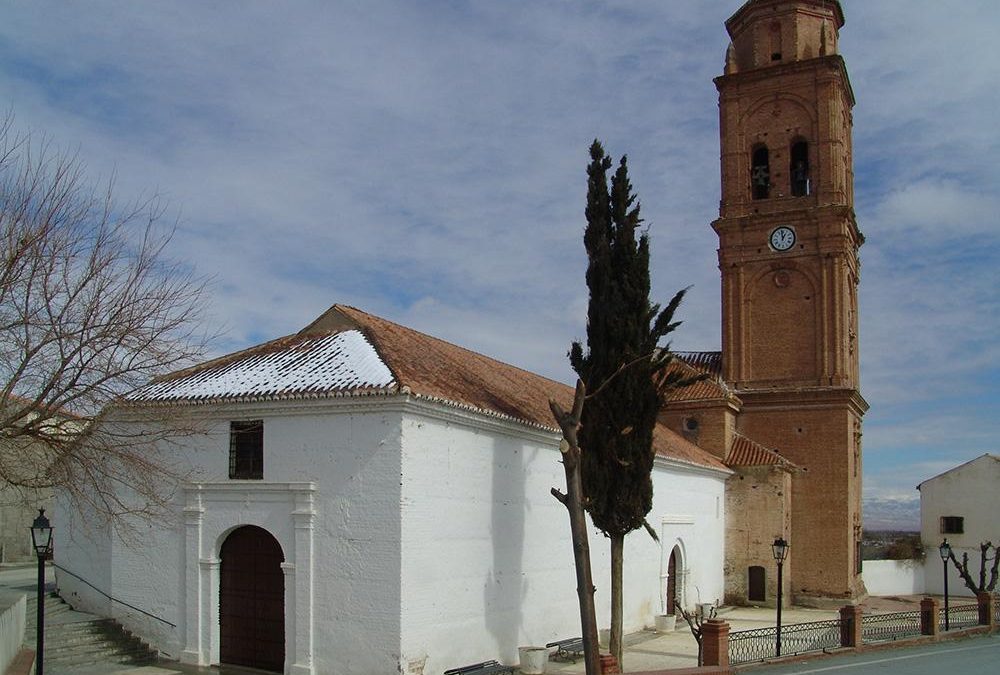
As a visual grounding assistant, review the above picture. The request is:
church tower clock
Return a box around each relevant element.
[713,0,868,601]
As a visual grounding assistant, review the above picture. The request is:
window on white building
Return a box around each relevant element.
[940,516,964,534]
[230,420,263,479]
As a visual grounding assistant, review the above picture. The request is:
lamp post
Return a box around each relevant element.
[938,539,951,631]
[772,537,789,657]
[30,509,53,675]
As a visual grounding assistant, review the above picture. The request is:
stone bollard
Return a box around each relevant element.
[701,619,730,668]
[839,605,862,648]
[976,592,995,628]
[920,597,940,636]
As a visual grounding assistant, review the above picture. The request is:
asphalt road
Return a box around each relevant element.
[747,634,1000,674]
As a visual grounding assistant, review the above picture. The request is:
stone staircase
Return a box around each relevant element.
[25,585,159,673]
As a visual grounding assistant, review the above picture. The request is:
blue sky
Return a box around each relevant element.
[2,1,997,529]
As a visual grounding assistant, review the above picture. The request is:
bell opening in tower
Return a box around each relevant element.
[751,145,770,200]
[790,140,810,197]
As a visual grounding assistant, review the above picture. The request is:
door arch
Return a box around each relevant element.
[666,548,679,614]
[219,525,285,672]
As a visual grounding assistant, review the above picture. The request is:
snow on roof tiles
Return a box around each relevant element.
[130,330,395,402]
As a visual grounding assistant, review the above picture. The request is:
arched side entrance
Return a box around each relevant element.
[748,565,766,603]
[220,525,285,672]
[662,543,685,615]
[666,548,678,614]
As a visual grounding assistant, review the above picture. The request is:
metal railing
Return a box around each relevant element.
[728,596,997,666]
[943,603,980,631]
[729,619,842,665]
[860,610,921,643]
[52,562,176,628]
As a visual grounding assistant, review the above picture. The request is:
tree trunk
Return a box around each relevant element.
[562,453,601,675]
[550,381,601,675]
[610,534,624,668]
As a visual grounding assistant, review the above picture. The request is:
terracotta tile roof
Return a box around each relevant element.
[664,351,732,403]
[127,304,728,472]
[653,424,729,471]
[726,433,799,470]
[334,306,729,471]
[331,304,572,428]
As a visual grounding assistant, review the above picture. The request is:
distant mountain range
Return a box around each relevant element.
[863,496,920,531]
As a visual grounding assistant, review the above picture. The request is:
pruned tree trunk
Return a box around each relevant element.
[550,379,601,675]
[949,542,1000,594]
[610,534,624,667]
[678,601,716,666]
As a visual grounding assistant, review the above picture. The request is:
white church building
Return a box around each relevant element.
[54,304,730,675]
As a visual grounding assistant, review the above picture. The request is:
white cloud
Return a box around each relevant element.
[1,0,997,502]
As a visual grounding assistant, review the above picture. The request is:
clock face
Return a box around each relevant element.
[770,226,796,251]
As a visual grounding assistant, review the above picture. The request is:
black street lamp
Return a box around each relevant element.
[30,509,53,675]
[938,539,951,631]
[772,537,789,657]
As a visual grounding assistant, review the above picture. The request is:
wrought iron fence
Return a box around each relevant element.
[943,603,980,630]
[729,619,842,665]
[860,610,921,643]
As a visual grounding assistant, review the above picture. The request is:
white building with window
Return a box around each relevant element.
[54,304,730,675]
[917,453,1000,597]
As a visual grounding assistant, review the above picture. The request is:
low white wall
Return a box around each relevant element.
[862,559,925,596]
[0,592,26,674]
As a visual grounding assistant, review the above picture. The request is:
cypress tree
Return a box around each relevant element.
[570,140,697,666]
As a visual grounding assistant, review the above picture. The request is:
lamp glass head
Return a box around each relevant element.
[939,539,951,561]
[30,508,53,555]
[772,537,789,562]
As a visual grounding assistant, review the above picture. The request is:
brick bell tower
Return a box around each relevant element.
[713,0,868,602]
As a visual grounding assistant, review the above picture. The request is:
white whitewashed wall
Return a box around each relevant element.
[397,401,727,675]
[57,399,405,675]
[56,396,727,675]
[920,455,1000,598]
[53,493,113,618]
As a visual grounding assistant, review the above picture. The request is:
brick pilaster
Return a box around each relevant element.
[920,597,940,636]
[702,619,730,668]
[839,604,862,647]
[976,592,995,628]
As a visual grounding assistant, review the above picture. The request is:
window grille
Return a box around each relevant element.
[230,420,263,479]
[940,516,964,534]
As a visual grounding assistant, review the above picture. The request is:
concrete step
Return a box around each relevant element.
[44,641,154,664]
[43,652,157,674]
[37,637,157,673]
[22,589,159,672]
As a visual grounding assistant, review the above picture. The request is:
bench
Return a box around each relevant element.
[443,659,516,675]
[546,636,585,662]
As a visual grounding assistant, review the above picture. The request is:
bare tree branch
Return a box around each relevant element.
[0,113,210,534]
[948,542,1000,594]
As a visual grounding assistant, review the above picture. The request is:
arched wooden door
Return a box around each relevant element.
[220,525,285,672]
[666,548,678,614]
